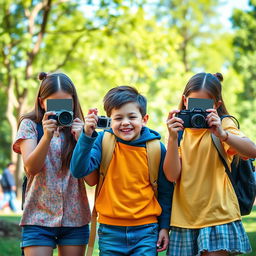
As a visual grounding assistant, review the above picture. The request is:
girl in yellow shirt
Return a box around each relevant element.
[164,72,256,256]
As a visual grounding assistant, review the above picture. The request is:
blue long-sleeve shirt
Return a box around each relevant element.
[70,127,173,229]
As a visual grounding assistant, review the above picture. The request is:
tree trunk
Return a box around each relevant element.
[6,78,28,199]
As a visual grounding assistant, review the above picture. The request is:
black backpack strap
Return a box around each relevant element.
[211,134,239,196]
[178,130,184,147]
[220,115,240,129]
[21,122,43,210]
[36,122,44,142]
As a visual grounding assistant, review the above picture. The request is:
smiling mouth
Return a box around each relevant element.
[120,128,133,133]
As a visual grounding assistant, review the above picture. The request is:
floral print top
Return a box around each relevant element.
[13,119,91,227]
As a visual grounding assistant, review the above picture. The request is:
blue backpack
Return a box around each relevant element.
[178,116,256,216]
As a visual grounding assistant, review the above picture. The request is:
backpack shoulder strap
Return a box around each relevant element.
[36,122,44,143]
[146,139,161,198]
[178,130,184,146]
[96,132,116,196]
[211,134,229,168]
[220,115,240,129]
[211,134,237,191]
[86,132,116,256]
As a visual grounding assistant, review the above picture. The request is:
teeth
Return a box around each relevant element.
[121,129,132,132]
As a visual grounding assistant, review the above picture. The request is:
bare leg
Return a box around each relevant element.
[24,246,53,256]
[58,245,86,256]
[201,250,228,256]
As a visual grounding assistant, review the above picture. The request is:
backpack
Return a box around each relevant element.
[178,116,256,216]
[86,132,161,256]
[21,122,43,210]
[0,172,9,190]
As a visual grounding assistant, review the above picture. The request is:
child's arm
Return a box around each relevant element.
[83,170,98,186]
[207,109,256,158]
[220,134,256,158]
[163,110,183,182]
[70,108,102,178]
[157,143,174,252]
[20,112,57,176]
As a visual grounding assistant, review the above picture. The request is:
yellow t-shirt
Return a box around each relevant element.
[96,142,162,226]
[171,118,244,228]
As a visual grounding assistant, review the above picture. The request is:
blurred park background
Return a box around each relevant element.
[0,0,256,255]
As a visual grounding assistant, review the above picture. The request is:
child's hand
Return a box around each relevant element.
[157,228,169,252]
[71,118,85,141]
[84,108,98,137]
[166,110,184,139]
[206,109,227,139]
[42,111,58,140]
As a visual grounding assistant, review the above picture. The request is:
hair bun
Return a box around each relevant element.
[213,72,223,82]
[38,72,47,81]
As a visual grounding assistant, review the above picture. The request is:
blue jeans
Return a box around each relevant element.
[98,223,158,256]
[0,191,17,212]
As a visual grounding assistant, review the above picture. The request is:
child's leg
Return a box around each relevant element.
[58,245,86,256]
[21,225,57,255]
[129,223,158,256]
[98,224,127,256]
[23,246,53,256]
[201,251,228,256]
[9,191,17,212]
[56,225,89,256]
[98,223,158,256]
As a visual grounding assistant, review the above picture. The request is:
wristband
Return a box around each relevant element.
[221,131,229,142]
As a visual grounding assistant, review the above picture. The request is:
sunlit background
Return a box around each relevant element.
[0,0,255,255]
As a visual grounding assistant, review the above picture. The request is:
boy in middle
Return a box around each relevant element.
[70,86,173,255]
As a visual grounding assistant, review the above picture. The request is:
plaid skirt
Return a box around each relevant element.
[167,221,251,256]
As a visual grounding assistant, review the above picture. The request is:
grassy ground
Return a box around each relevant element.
[0,207,255,256]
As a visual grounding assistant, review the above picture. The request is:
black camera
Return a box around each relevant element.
[176,108,209,128]
[46,99,73,127]
[176,98,214,128]
[97,116,111,129]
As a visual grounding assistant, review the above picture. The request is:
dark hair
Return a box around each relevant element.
[103,86,147,117]
[7,162,14,167]
[19,72,84,171]
[178,72,229,116]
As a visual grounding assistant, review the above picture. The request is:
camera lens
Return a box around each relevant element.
[58,111,73,126]
[97,118,107,128]
[191,114,206,128]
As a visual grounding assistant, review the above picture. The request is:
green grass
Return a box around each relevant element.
[241,206,256,256]
[0,207,255,256]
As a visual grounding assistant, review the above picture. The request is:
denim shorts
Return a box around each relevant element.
[98,223,158,256]
[21,224,89,249]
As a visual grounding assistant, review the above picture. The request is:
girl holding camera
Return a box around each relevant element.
[13,72,98,256]
[164,72,256,256]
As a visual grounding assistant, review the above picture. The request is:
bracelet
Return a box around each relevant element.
[221,131,229,142]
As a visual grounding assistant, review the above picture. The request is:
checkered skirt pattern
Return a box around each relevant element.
[167,221,251,256]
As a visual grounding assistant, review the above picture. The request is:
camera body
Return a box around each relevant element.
[177,108,209,128]
[46,99,73,127]
[176,98,214,128]
[97,116,111,129]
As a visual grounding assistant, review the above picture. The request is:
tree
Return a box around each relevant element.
[232,0,256,140]
[154,0,222,73]
[0,0,108,193]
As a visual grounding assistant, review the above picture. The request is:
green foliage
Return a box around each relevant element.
[0,0,255,169]
[232,1,256,141]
